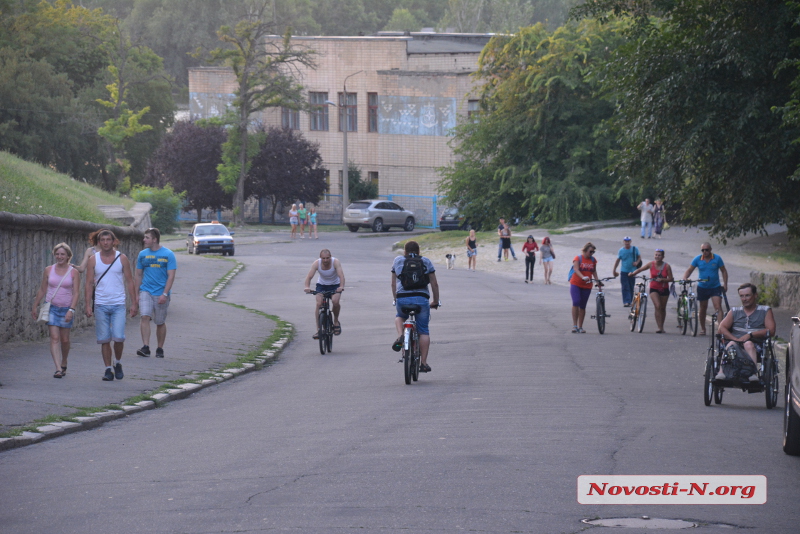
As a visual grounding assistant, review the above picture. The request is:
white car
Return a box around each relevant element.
[186,222,235,256]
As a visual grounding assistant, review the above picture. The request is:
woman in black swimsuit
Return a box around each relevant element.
[465,229,477,271]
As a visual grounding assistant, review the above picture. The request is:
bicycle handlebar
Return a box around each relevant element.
[307,290,338,297]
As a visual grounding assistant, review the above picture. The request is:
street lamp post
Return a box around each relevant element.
[326,70,363,225]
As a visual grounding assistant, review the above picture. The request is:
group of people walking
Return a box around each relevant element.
[288,203,318,239]
[570,237,728,334]
[31,228,176,380]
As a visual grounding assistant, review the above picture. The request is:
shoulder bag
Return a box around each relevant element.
[38,267,71,325]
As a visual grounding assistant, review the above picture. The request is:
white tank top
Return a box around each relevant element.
[317,258,340,285]
[94,251,126,306]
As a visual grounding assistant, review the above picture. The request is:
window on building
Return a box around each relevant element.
[338,92,357,132]
[309,92,329,131]
[281,107,300,130]
[368,171,379,189]
[468,99,480,121]
[368,93,378,132]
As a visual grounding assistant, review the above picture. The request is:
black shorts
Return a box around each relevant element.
[649,287,670,297]
[697,285,723,302]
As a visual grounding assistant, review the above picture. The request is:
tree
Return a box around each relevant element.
[383,9,421,32]
[347,162,378,201]
[145,120,232,222]
[597,0,800,239]
[245,127,327,223]
[206,1,316,225]
[439,20,629,228]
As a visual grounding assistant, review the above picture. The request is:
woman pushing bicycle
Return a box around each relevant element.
[629,249,674,333]
[570,242,602,333]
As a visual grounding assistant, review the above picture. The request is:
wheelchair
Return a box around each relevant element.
[703,313,780,409]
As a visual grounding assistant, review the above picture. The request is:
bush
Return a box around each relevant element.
[131,185,184,234]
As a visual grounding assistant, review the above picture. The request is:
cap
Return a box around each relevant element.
[623,236,631,241]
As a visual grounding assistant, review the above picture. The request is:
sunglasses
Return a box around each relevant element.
[588,250,596,254]
[701,248,711,252]
[655,249,664,253]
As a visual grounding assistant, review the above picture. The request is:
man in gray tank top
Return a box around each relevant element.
[304,249,346,339]
[717,283,775,380]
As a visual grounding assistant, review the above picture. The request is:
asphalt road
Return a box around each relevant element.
[0,229,798,533]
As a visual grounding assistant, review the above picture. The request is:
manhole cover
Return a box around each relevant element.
[583,516,696,529]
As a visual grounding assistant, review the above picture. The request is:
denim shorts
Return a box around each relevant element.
[316,283,340,294]
[542,257,554,263]
[466,249,477,257]
[396,296,431,335]
[48,305,74,329]
[95,304,126,344]
[697,285,723,302]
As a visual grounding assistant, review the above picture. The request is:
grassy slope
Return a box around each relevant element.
[0,152,132,223]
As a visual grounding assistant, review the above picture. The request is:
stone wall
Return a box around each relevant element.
[750,271,800,312]
[0,212,144,343]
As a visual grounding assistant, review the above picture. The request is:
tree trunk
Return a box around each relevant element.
[196,208,202,223]
[270,196,278,223]
[233,123,249,226]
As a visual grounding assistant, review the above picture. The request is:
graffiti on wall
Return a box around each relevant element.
[379,96,456,136]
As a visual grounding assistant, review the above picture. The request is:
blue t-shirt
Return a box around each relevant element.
[137,246,177,295]
[691,254,724,289]
[392,254,435,297]
[617,246,639,272]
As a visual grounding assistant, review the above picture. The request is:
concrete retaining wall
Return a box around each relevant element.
[750,271,800,312]
[0,212,144,343]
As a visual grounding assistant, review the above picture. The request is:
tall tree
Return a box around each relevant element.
[205,1,315,225]
[245,126,327,223]
[145,120,232,222]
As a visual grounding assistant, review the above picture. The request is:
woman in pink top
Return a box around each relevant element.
[31,243,81,378]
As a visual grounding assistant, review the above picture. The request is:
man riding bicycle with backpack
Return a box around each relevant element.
[391,241,440,373]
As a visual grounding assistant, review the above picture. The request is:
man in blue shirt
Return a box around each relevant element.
[612,236,639,307]
[134,228,177,358]
[682,242,728,335]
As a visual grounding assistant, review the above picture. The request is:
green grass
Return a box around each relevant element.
[0,151,133,222]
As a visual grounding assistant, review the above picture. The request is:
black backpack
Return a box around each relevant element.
[722,344,758,381]
[398,255,430,290]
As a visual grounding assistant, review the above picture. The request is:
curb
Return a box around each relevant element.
[0,259,293,454]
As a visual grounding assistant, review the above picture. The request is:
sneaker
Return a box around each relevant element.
[102,368,114,381]
[623,303,631,307]
[392,336,403,352]
[114,362,124,380]
[749,374,759,382]
[155,348,164,358]
[714,370,726,380]
[513,256,518,261]
[137,345,150,357]
[497,258,501,262]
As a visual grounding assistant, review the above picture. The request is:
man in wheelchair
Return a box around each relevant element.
[716,283,776,382]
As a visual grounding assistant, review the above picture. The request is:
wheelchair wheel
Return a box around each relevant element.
[764,347,779,409]
[704,352,714,406]
[714,384,724,404]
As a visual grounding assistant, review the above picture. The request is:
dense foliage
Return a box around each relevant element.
[131,184,184,233]
[440,19,629,227]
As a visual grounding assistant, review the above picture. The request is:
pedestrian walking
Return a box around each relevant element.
[309,206,319,239]
[653,199,666,239]
[135,228,176,359]
[500,222,514,261]
[682,242,728,335]
[84,229,137,381]
[289,204,299,238]
[298,203,307,238]
[612,237,640,307]
[31,243,81,378]
[496,218,517,261]
[465,229,477,271]
[638,198,654,238]
[629,249,674,333]
[540,237,555,284]
[522,235,538,283]
[570,242,600,333]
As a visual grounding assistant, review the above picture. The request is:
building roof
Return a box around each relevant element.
[281,32,494,55]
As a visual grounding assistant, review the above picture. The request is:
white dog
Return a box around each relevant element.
[445,253,457,269]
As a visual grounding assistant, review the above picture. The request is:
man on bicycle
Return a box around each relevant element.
[391,241,440,373]
[304,249,345,339]
[717,283,775,381]
[682,242,728,335]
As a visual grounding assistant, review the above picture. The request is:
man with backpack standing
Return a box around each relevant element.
[391,241,440,373]
[612,237,640,307]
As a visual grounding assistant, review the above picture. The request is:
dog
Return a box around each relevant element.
[445,253,457,269]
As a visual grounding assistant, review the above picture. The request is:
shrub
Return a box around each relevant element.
[131,185,184,234]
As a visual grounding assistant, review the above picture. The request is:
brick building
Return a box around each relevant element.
[188,32,491,225]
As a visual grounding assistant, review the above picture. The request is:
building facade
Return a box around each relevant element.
[188,33,491,225]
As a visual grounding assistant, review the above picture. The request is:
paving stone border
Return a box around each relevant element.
[0,259,294,453]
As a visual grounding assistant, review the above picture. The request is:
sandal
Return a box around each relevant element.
[333,323,342,336]
[312,332,320,340]
[61,366,67,376]
[571,326,580,333]
[419,363,431,373]
[53,371,63,378]
[392,336,403,352]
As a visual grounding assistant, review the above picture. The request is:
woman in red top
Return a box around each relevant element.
[522,235,539,283]
[630,249,674,333]
[570,242,601,333]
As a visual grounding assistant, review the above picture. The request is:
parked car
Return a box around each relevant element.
[344,200,415,232]
[186,221,235,256]
[785,316,800,455]
[439,207,478,231]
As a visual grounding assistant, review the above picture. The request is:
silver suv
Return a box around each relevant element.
[344,200,415,232]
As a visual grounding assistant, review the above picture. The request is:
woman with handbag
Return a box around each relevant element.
[31,243,81,378]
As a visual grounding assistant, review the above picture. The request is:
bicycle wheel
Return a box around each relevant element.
[637,295,648,333]
[689,298,698,337]
[629,296,638,332]
[411,333,420,382]
[596,294,606,335]
[704,351,714,406]
[318,310,327,355]
[325,311,333,353]
[764,350,779,409]
[403,331,412,385]
[677,297,688,335]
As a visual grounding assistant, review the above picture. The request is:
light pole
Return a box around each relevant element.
[326,70,363,224]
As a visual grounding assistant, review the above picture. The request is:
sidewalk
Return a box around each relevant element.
[0,241,275,436]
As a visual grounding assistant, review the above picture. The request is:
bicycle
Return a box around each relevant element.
[590,277,616,335]
[398,303,421,384]
[309,290,335,354]
[675,279,700,336]
[628,276,649,333]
